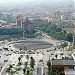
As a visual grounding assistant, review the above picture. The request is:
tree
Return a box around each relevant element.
[6,65,13,72]
[55,54,58,59]
[30,57,35,69]
[61,42,68,48]
[66,33,73,42]
[18,57,22,66]
[18,57,21,62]
[63,30,66,34]
[6,65,13,75]
[61,42,68,57]
[24,47,27,51]
[47,60,51,75]
[23,68,26,73]
[20,48,22,51]
[38,22,73,41]
[26,55,29,62]
[24,62,28,67]
[47,60,51,69]
[27,70,30,75]
[53,70,62,75]
[9,65,13,69]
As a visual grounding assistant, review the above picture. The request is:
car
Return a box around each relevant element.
[9,54,12,55]
[39,60,43,62]
[0,49,2,51]
[49,50,51,51]
[12,64,15,65]
[6,54,9,56]
[4,60,8,62]
[54,48,56,50]
[3,47,8,50]
[3,53,8,55]
[47,50,49,52]
[60,53,63,55]
[9,46,11,47]
[32,52,35,54]
[11,50,13,51]
[13,51,16,53]
[37,52,39,54]
[51,53,53,55]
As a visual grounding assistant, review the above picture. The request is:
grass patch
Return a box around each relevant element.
[24,66,29,69]
[14,67,21,71]
[17,62,22,66]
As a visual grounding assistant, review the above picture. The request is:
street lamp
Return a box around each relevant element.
[42,62,44,75]
[23,30,25,40]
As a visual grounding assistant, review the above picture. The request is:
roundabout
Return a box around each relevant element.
[10,39,53,50]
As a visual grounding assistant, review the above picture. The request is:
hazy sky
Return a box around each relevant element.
[1,0,35,2]
[0,0,74,3]
[0,0,69,3]
[0,0,45,3]
[0,0,74,7]
[0,0,52,6]
[0,0,44,5]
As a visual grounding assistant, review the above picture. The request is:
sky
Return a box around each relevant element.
[0,0,43,3]
[0,0,69,3]
[0,0,74,3]
[0,0,52,6]
[0,0,74,7]
[1,0,35,2]
[0,0,43,5]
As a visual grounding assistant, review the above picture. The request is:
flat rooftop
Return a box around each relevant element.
[52,59,75,65]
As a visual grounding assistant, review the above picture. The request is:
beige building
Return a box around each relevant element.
[16,14,23,27]
[22,17,35,32]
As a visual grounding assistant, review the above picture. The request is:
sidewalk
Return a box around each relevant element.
[65,69,75,75]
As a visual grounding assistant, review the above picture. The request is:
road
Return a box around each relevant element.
[0,32,71,75]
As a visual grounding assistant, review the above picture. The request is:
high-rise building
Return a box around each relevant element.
[16,14,23,27]
[22,17,35,32]
[16,19,22,27]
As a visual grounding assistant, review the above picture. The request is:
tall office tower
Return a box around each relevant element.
[16,14,23,27]
[22,17,35,33]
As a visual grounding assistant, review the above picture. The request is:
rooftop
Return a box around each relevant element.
[51,59,75,65]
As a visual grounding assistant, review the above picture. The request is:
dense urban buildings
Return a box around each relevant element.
[0,0,75,75]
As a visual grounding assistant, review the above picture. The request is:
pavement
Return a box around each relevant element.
[65,69,75,75]
[0,33,73,75]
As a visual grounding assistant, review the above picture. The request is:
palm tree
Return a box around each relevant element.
[20,48,22,51]
[7,65,13,74]
[18,57,22,66]
[9,65,13,69]
[30,57,35,69]
[24,62,28,67]
[23,68,26,73]
[18,57,21,62]
[24,47,27,53]
[61,42,68,57]
[26,55,29,62]
[7,65,13,72]
[47,60,51,75]
[27,70,30,75]
[53,70,62,75]
[55,54,58,59]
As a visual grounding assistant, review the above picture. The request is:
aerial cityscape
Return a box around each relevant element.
[0,0,75,75]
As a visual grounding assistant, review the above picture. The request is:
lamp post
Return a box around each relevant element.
[42,49,44,75]
[22,22,25,40]
[42,62,44,75]
[23,30,25,40]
